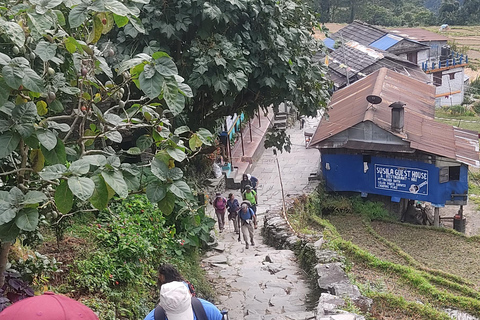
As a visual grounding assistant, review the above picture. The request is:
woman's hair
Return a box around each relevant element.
[158,263,184,283]
[228,193,234,199]
[242,174,248,180]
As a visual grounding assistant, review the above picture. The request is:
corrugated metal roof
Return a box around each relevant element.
[326,41,430,87]
[370,34,402,50]
[330,21,386,46]
[324,38,335,50]
[389,28,450,42]
[310,68,479,167]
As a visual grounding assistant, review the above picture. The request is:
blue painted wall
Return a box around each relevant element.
[322,154,468,206]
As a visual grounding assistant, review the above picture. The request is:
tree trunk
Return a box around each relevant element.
[0,242,12,287]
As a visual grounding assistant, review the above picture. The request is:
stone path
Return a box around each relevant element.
[202,120,321,320]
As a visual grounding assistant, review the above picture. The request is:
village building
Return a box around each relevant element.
[323,21,468,106]
[308,68,479,226]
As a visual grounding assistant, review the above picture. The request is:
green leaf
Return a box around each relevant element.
[158,191,175,215]
[69,159,90,175]
[36,129,57,151]
[113,13,129,28]
[89,175,109,210]
[178,83,193,98]
[23,191,47,204]
[123,171,140,190]
[105,130,122,143]
[0,53,11,66]
[169,180,191,199]
[229,71,248,91]
[0,205,16,225]
[9,187,24,206]
[168,167,183,180]
[49,99,64,113]
[41,138,66,165]
[197,128,213,145]
[0,120,11,133]
[151,158,168,181]
[82,155,107,166]
[31,0,63,14]
[101,170,128,198]
[15,208,38,231]
[34,40,57,62]
[68,3,89,28]
[189,133,203,151]
[136,135,153,151]
[0,221,20,242]
[139,71,164,99]
[65,36,80,53]
[68,176,95,201]
[146,182,166,202]
[0,132,21,159]
[39,164,67,180]
[0,21,25,47]
[203,3,222,21]
[174,126,190,135]
[154,56,178,77]
[167,147,186,162]
[105,0,132,15]
[22,68,45,93]
[55,180,73,214]
[127,147,141,155]
[213,78,229,94]
[129,15,145,34]
[2,65,23,89]
[87,15,103,44]
[0,79,10,107]
[53,9,66,25]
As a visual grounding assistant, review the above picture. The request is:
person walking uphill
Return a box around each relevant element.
[240,173,251,194]
[242,185,258,228]
[213,192,227,233]
[144,281,223,320]
[226,193,240,234]
[238,203,255,249]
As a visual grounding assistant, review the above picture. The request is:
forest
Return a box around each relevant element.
[313,0,480,27]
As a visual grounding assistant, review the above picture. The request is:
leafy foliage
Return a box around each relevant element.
[0,271,34,312]
[110,0,331,133]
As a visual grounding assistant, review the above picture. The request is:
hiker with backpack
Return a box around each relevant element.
[226,193,240,234]
[213,192,227,233]
[237,203,255,249]
[157,263,196,297]
[242,185,258,229]
[144,281,224,320]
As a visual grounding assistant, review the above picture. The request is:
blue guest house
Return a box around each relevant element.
[309,68,479,225]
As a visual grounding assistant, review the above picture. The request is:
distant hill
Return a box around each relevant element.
[424,0,465,12]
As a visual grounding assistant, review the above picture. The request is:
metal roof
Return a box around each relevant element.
[324,38,335,50]
[326,41,430,88]
[370,34,402,50]
[310,68,479,167]
[389,28,450,42]
[330,20,386,46]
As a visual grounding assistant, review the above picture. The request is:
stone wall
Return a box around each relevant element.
[262,211,372,320]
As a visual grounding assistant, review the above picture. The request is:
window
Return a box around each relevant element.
[449,73,455,80]
[407,52,418,64]
[449,166,460,181]
[433,71,442,86]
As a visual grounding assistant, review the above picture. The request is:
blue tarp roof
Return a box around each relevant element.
[370,34,402,50]
[324,38,335,50]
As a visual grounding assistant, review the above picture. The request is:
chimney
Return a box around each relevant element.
[389,101,405,132]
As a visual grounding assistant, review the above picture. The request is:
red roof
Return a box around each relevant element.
[310,68,479,167]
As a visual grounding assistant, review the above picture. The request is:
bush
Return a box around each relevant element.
[69,194,215,319]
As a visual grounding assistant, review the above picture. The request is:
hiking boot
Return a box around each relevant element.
[245,243,249,249]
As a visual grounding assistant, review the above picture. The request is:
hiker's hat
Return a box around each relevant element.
[245,185,252,190]
[159,281,193,320]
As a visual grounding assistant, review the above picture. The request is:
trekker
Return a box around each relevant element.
[240,174,251,195]
[213,192,227,232]
[226,193,240,234]
[242,185,258,228]
[144,281,223,320]
[238,203,255,249]
[158,263,196,296]
[246,174,258,193]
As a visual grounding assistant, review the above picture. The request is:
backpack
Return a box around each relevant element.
[214,197,226,211]
[154,297,207,320]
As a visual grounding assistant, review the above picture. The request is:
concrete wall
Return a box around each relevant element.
[432,66,465,106]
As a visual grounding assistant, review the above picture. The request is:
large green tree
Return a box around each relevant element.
[110,0,331,132]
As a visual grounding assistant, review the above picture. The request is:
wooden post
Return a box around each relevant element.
[258,107,261,128]
[240,127,245,156]
[434,207,440,227]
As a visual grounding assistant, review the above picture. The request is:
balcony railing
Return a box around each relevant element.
[422,52,468,73]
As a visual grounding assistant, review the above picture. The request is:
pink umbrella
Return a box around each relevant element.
[0,292,99,320]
